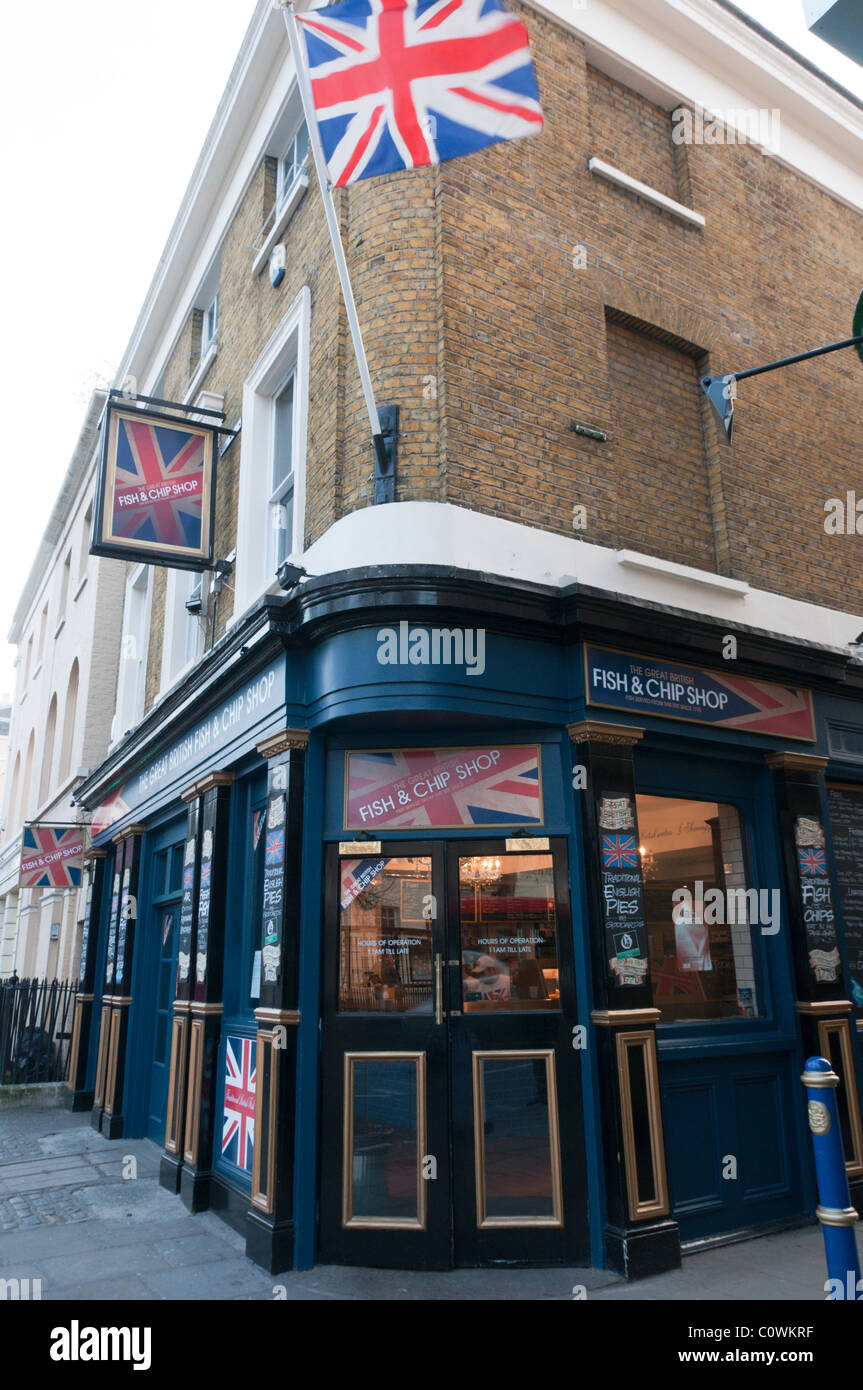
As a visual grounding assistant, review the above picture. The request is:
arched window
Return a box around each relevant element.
[59,661,79,782]
[5,752,20,837]
[40,697,57,805]
[21,730,35,827]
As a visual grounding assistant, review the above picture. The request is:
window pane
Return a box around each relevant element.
[476,1055,560,1223]
[459,853,560,1011]
[295,123,308,167]
[273,378,294,490]
[348,1057,421,1223]
[636,795,761,1023]
[338,857,433,1013]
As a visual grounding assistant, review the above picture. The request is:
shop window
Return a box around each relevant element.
[636,794,762,1024]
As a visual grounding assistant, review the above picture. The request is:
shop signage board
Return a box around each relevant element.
[597,794,648,986]
[90,400,218,572]
[794,815,841,984]
[344,745,543,830]
[90,659,286,844]
[826,786,863,1010]
[19,825,84,890]
[585,645,816,741]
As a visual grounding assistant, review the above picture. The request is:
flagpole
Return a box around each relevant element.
[278,1,388,471]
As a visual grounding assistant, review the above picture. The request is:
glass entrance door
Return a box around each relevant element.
[318,839,587,1268]
[145,839,185,1143]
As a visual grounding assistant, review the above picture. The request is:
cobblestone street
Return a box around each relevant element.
[1,1105,860,1301]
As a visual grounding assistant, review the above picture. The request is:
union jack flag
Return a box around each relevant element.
[19,825,84,889]
[199,861,211,889]
[296,0,543,187]
[266,829,285,867]
[110,415,206,551]
[183,865,194,893]
[601,834,639,870]
[222,1036,256,1173]
[797,846,827,877]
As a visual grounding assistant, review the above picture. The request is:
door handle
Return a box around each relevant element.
[434,953,443,1026]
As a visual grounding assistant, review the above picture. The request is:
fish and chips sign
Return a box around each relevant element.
[90,393,220,571]
[19,825,85,890]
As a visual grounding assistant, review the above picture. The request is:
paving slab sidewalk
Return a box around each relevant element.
[0,1106,858,1301]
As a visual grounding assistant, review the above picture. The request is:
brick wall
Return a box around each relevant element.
[138,2,863,709]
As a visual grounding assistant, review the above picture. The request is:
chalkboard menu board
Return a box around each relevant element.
[794,816,841,985]
[177,836,197,985]
[261,788,286,985]
[79,868,93,982]
[196,826,213,987]
[105,873,120,988]
[598,792,648,987]
[827,787,863,1012]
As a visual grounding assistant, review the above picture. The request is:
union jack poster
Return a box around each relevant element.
[295,0,543,187]
[91,401,217,570]
[345,745,542,828]
[341,856,390,908]
[601,834,639,870]
[222,1035,256,1174]
[19,825,84,889]
[797,845,827,877]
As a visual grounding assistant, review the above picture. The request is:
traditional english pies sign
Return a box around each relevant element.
[586,646,815,741]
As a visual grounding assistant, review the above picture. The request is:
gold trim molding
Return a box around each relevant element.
[471,1050,563,1229]
[254,1008,300,1026]
[817,1018,863,1176]
[796,1000,852,1016]
[592,1008,661,1027]
[189,1001,224,1016]
[111,824,147,844]
[765,752,828,772]
[342,1051,427,1230]
[816,1205,859,1228]
[256,727,310,758]
[616,1029,670,1222]
[568,720,644,748]
[83,847,108,862]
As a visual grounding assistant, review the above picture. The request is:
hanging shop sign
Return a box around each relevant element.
[344,745,543,830]
[585,646,815,741]
[19,825,84,890]
[221,1035,256,1175]
[90,659,286,844]
[90,395,220,571]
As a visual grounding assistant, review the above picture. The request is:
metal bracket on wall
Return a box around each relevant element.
[373,404,399,504]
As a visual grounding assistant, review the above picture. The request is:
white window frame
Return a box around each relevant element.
[276,122,309,212]
[201,292,219,356]
[113,564,153,743]
[160,569,206,697]
[234,285,310,622]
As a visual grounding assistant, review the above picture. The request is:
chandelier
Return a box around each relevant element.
[460,855,503,886]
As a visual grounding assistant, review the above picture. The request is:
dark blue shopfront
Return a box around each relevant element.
[73,582,863,1277]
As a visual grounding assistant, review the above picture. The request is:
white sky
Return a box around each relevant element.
[0,0,861,700]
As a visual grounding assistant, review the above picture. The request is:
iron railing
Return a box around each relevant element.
[0,977,78,1085]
